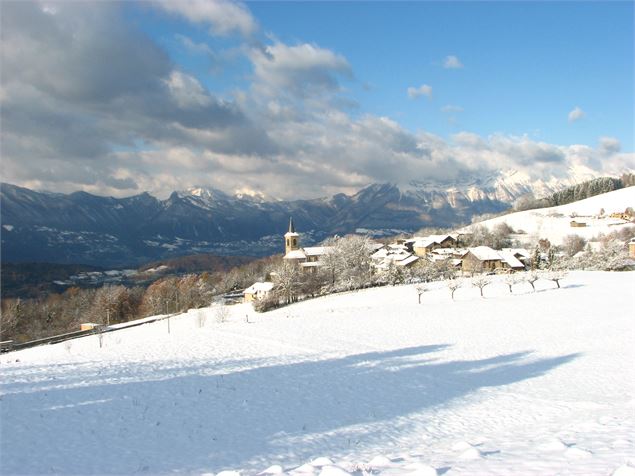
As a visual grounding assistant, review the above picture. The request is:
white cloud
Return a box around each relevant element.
[164,71,212,108]
[2,2,633,201]
[249,42,352,99]
[443,55,463,69]
[407,84,432,99]
[568,106,585,122]
[155,0,257,37]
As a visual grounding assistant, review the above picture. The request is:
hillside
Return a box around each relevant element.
[464,186,635,245]
[2,271,634,475]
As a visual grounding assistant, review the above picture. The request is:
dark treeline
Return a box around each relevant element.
[514,174,634,212]
[0,255,281,343]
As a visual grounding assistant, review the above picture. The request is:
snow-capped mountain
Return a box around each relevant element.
[0,170,620,267]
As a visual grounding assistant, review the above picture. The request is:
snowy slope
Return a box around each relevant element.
[1,272,635,475]
[464,186,635,245]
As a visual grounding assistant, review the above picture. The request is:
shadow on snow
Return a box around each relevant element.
[1,345,579,474]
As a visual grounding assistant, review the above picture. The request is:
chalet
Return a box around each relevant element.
[629,238,635,258]
[460,246,525,273]
[243,282,274,302]
[570,220,587,228]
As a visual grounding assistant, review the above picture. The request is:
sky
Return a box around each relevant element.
[1,1,633,199]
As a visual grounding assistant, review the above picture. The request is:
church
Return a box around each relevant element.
[283,217,330,271]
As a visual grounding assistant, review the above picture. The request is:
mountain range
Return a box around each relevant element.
[0,170,606,267]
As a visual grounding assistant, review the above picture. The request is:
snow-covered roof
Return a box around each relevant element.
[284,232,300,237]
[464,246,503,261]
[429,247,466,256]
[502,248,531,259]
[284,249,306,260]
[304,246,331,256]
[370,243,385,251]
[244,282,274,294]
[413,234,456,249]
[396,255,419,267]
[498,251,525,269]
[371,248,389,259]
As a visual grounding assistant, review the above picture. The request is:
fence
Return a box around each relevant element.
[1,312,179,354]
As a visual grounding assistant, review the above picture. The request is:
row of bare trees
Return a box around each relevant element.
[0,274,216,343]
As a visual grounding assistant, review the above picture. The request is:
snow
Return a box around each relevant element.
[244,282,275,294]
[284,249,307,260]
[304,247,330,257]
[465,187,635,245]
[2,224,14,231]
[463,245,502,261]
[1,271,634,475]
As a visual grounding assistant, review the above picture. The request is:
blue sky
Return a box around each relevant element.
[133,1,634,149]
[1,1,634,198]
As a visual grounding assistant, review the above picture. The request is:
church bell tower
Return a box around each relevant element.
[284,217,300,255]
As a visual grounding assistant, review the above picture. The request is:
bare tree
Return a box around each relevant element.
[526,271,540,292]
[562,234,587,257]
[447,279,462,301]
[471,275,491,297]
[272,260,301,304]
[321,235,375,291]
[545,270,567,289]
[504,273,519,294]
[415,284,427,304]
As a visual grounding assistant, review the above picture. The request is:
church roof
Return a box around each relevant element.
[284,249,306,260]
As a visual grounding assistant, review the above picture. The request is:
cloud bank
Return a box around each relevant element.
[1,1,632,200]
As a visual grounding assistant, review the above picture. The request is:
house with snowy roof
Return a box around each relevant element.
[409,234,458,257]
[460,246,525,274]
[371,246,419,270]
[243,282,274,302]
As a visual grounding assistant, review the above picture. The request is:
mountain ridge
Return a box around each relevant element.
[0,172,618,267]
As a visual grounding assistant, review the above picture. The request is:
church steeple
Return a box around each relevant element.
[284,216,300,255]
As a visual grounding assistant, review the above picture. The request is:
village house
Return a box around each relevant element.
[460,246,526,274]
[629,238,635,258]
[570,220,587,228]
[370,246,419,270]
[243,282,274,302]
[408,234,458,257]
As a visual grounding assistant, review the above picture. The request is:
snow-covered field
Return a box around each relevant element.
[463,187,635,245]
[1,271,635,475]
